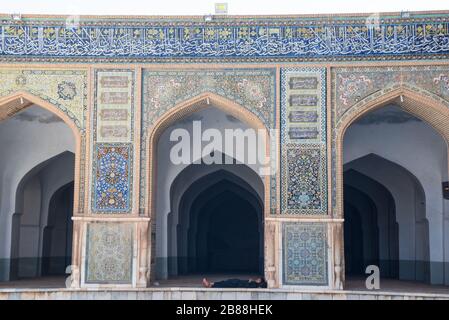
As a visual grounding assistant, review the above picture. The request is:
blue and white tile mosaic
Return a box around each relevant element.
[281,144,327,214]
[280,68,327,215]
[1,18,449,60]
[92,144,132,213]
[283,222,328,286]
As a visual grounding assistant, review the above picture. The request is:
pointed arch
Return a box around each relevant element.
[335,85,449,289]
[0,91,82,214]
[172,168,264,275]
[145,91,273,285]
[336,85,449,219]
[145,91,271,219]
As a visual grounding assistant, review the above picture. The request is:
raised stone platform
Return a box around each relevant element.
[1,276,449,300]
[0,287,448,300]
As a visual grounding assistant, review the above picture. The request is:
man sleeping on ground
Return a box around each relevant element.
[202,277,267,288]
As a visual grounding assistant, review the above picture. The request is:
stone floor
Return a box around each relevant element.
[345,276,449,294]
[0,276,65,289]
[1,275,449,295]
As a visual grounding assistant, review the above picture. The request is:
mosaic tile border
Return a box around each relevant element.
[78,134,87,214]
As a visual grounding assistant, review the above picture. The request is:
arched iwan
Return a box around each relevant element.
[144,92,276,286]
[336,85,449,219]
[0,91,82,214]
[333,85,449,289]
[145,91,271,219]
[0,91,83,288]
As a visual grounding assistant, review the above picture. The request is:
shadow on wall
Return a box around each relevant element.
[8,152,75,281]
[160,166,265,279]
[344,154,431,284]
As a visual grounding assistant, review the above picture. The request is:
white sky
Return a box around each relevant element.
[0,0,448,16]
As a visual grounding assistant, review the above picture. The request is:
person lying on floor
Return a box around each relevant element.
[202,277,267,288]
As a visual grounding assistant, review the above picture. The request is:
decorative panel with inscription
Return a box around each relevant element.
[91,69,135,214]
[281,68,327,215]
[282,222,328,286]
[94,70,135,143]
[1,15,449,61]
[85,222,134,284]
[281,68,326,144]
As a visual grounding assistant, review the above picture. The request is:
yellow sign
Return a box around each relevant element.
[215,3,228,15]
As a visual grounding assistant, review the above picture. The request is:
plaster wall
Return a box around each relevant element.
[343,105,448,284]
[0,106,75,280]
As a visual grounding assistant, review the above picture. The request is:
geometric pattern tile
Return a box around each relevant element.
[283,222,328,286]
[92,144,132,213]
[332,65,449,121]
[0,69,87,129]
[85,223,133,284]
[142,69,276,129]
[281,144,327,214]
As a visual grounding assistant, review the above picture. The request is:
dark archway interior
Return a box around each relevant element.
[9,152,75,281]
[42,181,74,276]
[343,151,436,287]
[344,201,364,276]
[175,170,264,276]
[343,168,399,279]
[194,187,260,273]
